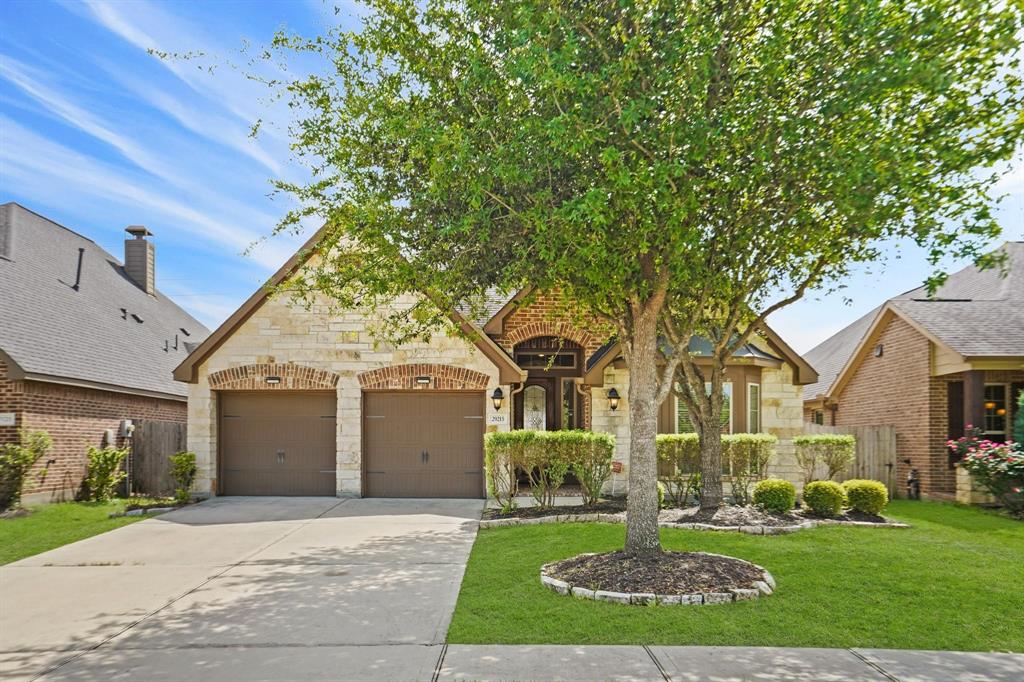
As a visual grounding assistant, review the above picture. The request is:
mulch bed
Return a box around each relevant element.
[665,505,801,527]
[795,508,889,524]
[547,550,765,595]
[482,498,626,520]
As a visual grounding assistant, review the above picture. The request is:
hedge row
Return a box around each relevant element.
[484,430,615,510]
[656,433,778,506]
[792,434,856,484]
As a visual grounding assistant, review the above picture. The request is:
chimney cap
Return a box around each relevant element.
[125,225,152,239]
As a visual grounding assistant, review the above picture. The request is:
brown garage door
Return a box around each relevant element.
[363,392,484,498]
[220,392,336,496]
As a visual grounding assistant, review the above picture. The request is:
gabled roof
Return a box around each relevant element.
[803,242,1024,402]
[173,225,525,384]
[0,202,208,399]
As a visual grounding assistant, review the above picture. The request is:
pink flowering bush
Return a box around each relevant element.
[951,435,1024,515]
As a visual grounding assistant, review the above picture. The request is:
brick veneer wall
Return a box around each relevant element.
[0,363,186,502]
[831,315,939,494]
[358,363,490,390]
[209,363,339,391]
[929,369,1024,495]
[488,291,613,428]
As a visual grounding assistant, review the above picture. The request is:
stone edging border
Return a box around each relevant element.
[540,552,776,606]
[481,512,908,533]
[108,506,177,518]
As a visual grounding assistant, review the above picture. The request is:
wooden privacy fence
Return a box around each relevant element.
[130,420,187,496]
[803,423,899,495]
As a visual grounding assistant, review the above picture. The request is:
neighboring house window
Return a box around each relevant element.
[748,383,761,433]
[812,410,824,426]
[677,382,732,433]
[983,384,1008,443]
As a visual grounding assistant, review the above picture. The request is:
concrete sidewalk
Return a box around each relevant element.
[12,643,1021,680]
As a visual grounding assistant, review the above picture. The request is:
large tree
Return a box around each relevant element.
[255,0,1022,553]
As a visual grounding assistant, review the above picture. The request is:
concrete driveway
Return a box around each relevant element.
[0,497,483,681]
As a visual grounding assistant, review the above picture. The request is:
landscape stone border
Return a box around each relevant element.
[539,552,776,606]
[480,512,908,533]
[108,506,177,518]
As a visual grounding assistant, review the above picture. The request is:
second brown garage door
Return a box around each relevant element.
[363,392,484,498]
[220,392,336,496]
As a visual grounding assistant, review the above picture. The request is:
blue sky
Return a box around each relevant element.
[2,0,1021,351]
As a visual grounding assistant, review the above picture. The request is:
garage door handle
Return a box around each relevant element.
[276,450,285,464]
[421,450,429,463]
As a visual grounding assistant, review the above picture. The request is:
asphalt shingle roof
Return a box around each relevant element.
[0,203,209,398]
[802,242,1024,401]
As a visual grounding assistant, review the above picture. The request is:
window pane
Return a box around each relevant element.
[561,380,576,429]
[983,384,1007,438]
[676,382,731,433]
[523,385,547,430]
[748,384,760,433]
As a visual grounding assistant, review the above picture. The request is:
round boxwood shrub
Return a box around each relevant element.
[842,479,889,515]
[802,480,846,517]
[752,478,796,513]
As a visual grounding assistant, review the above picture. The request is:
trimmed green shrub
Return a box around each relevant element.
[793,434,856,484]
[656,433,700,507]
[0,429,52,511]
[484,430,615,509]
[169,451,197,505]
[842,479,888,515]
[723,433,778,506]
[752,478,796,513]
[1014,391,1024,444]
[657,480,666,508]
[803,480,846,517]
[85,446,129,502]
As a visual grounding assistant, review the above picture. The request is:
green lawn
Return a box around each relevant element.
[0,501,150,565]
[448,501,1024,651]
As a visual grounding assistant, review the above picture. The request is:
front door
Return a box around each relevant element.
[514,378,558,430]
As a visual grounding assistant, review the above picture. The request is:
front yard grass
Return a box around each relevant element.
[448,500,1024,652]
[0,500,151,565]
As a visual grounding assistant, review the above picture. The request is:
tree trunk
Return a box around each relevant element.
[624,309,662,556]
[697,408,724,510]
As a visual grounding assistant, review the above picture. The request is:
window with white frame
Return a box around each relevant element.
[748,383,761,433]
[677,382,732,433]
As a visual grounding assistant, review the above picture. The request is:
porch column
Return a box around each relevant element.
[963,369,985,432]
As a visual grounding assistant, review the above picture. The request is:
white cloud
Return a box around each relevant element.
[0,115,296,270]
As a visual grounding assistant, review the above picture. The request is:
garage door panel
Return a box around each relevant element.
[220,393,337,496]
[363,392,484,498]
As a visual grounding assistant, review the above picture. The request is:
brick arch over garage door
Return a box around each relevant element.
[358,363,490,391]
[208,363,339,391]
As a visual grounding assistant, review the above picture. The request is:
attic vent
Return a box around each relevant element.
[120,308,127,320]
[131,313,143,323]
[179,327,191,337]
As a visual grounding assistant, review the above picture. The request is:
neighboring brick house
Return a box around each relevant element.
[0,203,209,503]
[174,226,817,500]
[803,242,1024,499]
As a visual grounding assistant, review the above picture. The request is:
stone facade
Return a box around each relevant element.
[186,293,511,497]
[185,281,809,499]
[1,358,186,503]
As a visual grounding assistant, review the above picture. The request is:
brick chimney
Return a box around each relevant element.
[124,225,155,295]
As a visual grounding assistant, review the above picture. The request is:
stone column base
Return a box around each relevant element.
[955,466,996,505]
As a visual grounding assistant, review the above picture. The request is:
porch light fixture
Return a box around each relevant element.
[415,376,431,385]
[607,388,620,411]
[984,401,996,410]
[491,387,504,411]
[265,376,281,385]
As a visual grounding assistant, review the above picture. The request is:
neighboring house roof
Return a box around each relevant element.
[803,241,1024,402]
[173,225,526,384]
[0,202,209,400]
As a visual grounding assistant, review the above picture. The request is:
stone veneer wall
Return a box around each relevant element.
[588,359,806,495]
[187,292,511,497]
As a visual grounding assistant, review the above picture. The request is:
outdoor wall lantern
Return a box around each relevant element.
[607,388,621,411]
[491,387,504,411]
